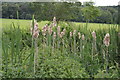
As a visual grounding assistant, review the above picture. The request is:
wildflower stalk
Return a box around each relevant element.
[70,32,73,53]
[57,26,60,49]
[106,46,109,73]
[30,15,39,75]
[73,30,76,55]
[34,38,38,74]
[52,38,54,54]
[78,32,81,58]
[103,33,110,73]
[62,38,65,53]
[74,35,76,54]
[92,39,97,60]
[52,32,56,54]
[79,39,82,58]
[29,15,34,73]
[81,34,85,59]
[91,31,97,61]
[57,37,60,49]
[46,32,49,46]
[43,36,46,56]
[91,31,97,77]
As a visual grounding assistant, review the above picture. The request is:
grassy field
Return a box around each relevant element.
[1,18,120,78]
[1,19,49,29]
[1,18,118,30]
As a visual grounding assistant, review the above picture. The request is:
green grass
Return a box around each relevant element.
[75,22,118,30]
[1,18,118,31]
[1,18,49,29]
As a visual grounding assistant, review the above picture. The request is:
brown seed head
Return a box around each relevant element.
[53,32,56,39]
[78,32,81,39]
[91,31,96,39]
[53,17,57,27]
[73,30,76,35]
[103,33,110,47]
[82,34,85,40]
[70,32,72,37]
[57,26,61,36]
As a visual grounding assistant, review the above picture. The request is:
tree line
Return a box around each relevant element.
[2,2,118,24]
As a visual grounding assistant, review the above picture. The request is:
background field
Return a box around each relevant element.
[1,18,118,30]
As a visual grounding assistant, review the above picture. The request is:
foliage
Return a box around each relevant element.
[82,2,100,23]
[2,2,118,24]
[2,19,119,78]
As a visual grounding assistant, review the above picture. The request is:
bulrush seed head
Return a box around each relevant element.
[53,17,57,27]
[82,34,85,40]
[62,29,66,35]
[53,32,56,39]
[42,30,45,36]
[31,19,39,38]
[33,30,39,38]
[60,32,64,38]
[57,26,61,36]
[103,33,110,47]
[42,24,49,36]
[78,32,81,39]
[91,31,96,39]
[59,34,62,38]
[70,32,72,37]
[73,30,76,35]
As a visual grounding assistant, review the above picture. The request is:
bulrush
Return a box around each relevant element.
[91,31,97,61]
[53,17,57,27]
[103,33,110,47]
[57,26,61,36]
[33,30,39,38]
[60,32,64,38]
[53,32,56,39]
[73,30,76,35]
[70,32,72,37]
[59,29,66,38]
[31,19,39,38]
[82,34,85,40]
[91,31,96,39]
[42,24,48,36]
[78,32,81,39]
[62,29,66,36]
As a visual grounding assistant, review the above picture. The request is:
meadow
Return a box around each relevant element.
[1,18,120,78]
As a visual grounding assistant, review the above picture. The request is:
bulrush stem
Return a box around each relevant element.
[52,32,56,54]
[43,37,46,54]
[92,39,96,61]
[103,33,110,73]
[57,37,60,49]
[106,46,109,73]
[81,40,83,57]
[49,35,51,47]
[79,39,82,58]
[34,38,38,74]
[52,38,55,54]
[47,34,49,46]
[70,37,72,53]
[91,38,96,77]
[74,35,76,55]
[62,39,64,53]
